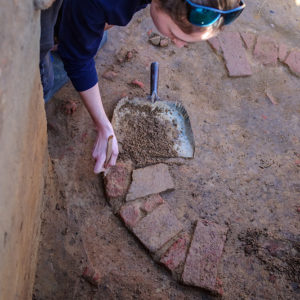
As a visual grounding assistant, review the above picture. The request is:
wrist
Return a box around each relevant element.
[95,118,113,132]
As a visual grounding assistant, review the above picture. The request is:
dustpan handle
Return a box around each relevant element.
[150,62,159,103]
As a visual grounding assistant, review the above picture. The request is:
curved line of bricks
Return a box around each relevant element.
[103,162,228,296]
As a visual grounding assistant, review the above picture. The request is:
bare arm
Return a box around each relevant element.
[80,83,118,173]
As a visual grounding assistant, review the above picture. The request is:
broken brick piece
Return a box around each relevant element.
[207,37,222,54]
[218,31,252,77]
[131,79,145,89]
[126,164,174,201]
[254,36,278,66]
[120,202,142,228]
[284,49,300,77]
[132,203,183,253]
[82,266,102,286]
[240,32,256,50]
[104,161,132,199]
[182,219,228,295]
[160,233,190,271]
[141,194,164,213]
[278,44,289,62]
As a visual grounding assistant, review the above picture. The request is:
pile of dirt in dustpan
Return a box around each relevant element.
[117,102,178,167]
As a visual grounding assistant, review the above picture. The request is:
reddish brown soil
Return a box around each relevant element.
[34,1,300,299]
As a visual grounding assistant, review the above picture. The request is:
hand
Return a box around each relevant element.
[78,83,119,174]
[92,123,119,174]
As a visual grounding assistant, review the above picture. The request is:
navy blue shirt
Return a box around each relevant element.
[58,0,151,92]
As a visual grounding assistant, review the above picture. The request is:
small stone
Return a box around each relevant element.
[116,47,128,63]
[131,79,145,89]
[126,164,175,201]
[160,233,190,271]
[120,202,142,228]
[207,37,222,54]
[141,194,164,213]
[82,266,102,286]
[284,49,300,77]
[218,31,252,77]
[104,161,133,199]
[278,44,289,62]
[266,90,278,105]
[159,38,169,48]
[240,32,256,50]
[126,51,134,60]
[102,70,118,81]
[182,219,228,295]
[149,33,161,46]
[132,203,183,253]
[254,36,278,66]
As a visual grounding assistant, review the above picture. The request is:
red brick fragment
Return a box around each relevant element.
[82,266,102,286]
[131,79,145,89]
[240,32,256,50]
[141,194,164,213]
[207,37,221,54]
[254,36,278,66]
[132,203,183,253]
[103,70,118,81]
[126,164,174,201]
[182,219,228,295]
[120,203,142,228]
[160,233,190,271]
[218,31,252,77]
[284,49,300,77]
[278,44,289,62]
[296,207,300,213]
[104,161,132,199]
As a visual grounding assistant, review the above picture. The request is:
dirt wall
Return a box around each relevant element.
[0,0,48,299]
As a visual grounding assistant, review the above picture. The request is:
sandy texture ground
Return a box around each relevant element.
[34,1,300,299]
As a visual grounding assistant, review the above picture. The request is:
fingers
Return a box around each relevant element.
[94,155,106,174]
[93,135,119,174]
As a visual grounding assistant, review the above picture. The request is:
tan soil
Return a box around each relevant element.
[117,103,178,167]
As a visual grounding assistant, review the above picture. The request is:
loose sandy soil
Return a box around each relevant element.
[34,1,300,299]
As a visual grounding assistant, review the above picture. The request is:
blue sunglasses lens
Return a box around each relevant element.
[189,8,220,27]
[223,9,244,25]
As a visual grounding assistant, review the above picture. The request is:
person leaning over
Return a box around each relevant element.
[40,0,245,173]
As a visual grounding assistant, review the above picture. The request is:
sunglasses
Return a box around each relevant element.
[186,0,246,27]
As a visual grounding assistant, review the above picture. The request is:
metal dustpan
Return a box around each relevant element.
[112,62,195,159]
